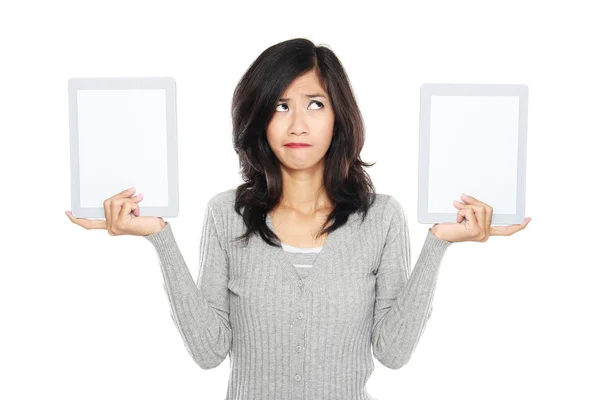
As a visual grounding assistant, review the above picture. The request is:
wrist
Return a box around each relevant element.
[152,220,167,234]
[430,225,452,243]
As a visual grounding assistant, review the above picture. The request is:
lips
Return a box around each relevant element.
[284,143,311,148]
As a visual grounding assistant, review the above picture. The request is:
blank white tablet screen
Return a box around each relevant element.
[76,89,168,208]
[428,95,520,214]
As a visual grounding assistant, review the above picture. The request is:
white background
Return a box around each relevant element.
[2,0,598,399]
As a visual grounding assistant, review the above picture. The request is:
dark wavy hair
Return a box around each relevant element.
[231,37,377,247]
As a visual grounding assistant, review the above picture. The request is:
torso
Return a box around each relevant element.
[268,206,334,248]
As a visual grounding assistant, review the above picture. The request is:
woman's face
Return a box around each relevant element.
[266,69,335,173]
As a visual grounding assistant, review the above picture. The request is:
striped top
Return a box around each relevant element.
[143,188,453,400]
[281,242,323,279]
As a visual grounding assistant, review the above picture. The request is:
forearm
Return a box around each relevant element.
[372,230,451,369]
[144,223,232,369]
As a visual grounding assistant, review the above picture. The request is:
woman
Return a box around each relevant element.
[66,38,531,400]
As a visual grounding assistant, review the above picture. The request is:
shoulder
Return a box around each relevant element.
[199,188,237,233]
[370,192,405,214]
[369,192,408,228]
[206,187,237,213]
[201,189,238,243]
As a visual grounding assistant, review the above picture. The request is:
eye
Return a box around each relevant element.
[308,100,324,110]
[275,100,324,112]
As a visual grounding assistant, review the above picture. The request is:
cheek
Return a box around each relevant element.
[266,120,283,141]
[265,128,278,148]
[317,128,334,147]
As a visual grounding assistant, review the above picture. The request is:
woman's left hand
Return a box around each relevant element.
[430,193,532,243]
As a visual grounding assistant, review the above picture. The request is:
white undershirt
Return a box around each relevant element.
[281,242,322,268]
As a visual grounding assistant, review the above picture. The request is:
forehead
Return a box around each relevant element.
[281,70,326,96]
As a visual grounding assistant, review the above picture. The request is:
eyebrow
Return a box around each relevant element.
[278,93,328,102]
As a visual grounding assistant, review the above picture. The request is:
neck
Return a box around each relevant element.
[278,163,332,215]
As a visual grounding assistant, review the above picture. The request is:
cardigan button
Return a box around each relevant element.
[296,312,303,320]
[296,345,302,352]
[297,280,303,287]
[294,374,302,381]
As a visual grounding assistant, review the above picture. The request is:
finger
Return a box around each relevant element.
[486,205,492,237]
[453,199,466,209]
[458,207,477,228]
[66,211,107,230]
[491,218,532,236]
[104,198,112,229]
[126,194,143,217]
[490,225,522,236]
[110,198,127,234]
[112,187,137,200]
[461,194,492,235]
[129,193,143,217]
[470,206,487,240]
[476,204,490,238]
[105,187,136,226]
[118,198,139,224]
[454,200,471,223]
[117,195,144,227]
[456,200,492,237]
[453,199,467,223]
[459,204,486,232]
[473,205,487,236]
[464,207,487,240]
[110,197,128,233]
[465,207,477,229]
[490,217,532,236]
[460,193,487,207]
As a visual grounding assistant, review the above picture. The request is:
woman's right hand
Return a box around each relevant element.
[65,187,166,236]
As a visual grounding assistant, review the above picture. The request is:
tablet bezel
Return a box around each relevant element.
[417,83,528,225]
[68,77,179,219]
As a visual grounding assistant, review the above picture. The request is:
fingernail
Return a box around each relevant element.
[461,193,468,198]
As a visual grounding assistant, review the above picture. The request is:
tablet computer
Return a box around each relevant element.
[68,77,179,219]
[417,83,528,225]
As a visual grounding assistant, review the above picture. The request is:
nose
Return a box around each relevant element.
[288,107,309,135]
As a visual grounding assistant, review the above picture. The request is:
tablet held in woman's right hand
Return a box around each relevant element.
[65,187,166,236]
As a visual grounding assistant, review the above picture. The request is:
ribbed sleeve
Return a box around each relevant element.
[371,196,452,369]
[143,202,232,370]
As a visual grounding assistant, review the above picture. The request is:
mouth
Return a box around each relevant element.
[284,143,311,148]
